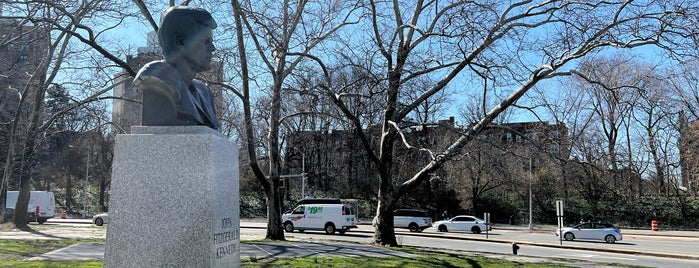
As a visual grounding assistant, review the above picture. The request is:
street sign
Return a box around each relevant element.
[556,200,563,245]
[484,212,490,239]
[556,200,563,217]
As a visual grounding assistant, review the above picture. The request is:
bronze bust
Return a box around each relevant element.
[134,6,220,129]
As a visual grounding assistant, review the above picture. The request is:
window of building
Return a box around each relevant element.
[550,144,559,153]
[506,133,513,142]
[549,131,560,140]
[19,55,29,61]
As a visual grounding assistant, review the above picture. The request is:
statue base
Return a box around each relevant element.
[104,126,240,268]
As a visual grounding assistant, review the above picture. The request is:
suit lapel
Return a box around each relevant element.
[190,83,218,127]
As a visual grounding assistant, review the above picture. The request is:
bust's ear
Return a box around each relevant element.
[173,33,187,49]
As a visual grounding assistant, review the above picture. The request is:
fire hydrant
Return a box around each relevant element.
[512,242,520,255]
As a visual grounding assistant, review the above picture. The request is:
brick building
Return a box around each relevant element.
[0,8,51,183]
[283,117,569,197]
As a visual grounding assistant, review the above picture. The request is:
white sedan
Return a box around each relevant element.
[92,213,108,226]
[433,215,490,234]
[556,222,622,243]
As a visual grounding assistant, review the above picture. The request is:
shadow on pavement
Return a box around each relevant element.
[243,241,414,260]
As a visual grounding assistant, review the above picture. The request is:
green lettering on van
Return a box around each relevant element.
[309,206,323,214]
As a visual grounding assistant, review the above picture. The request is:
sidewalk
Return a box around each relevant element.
[28,241,416,261]
[495,223,699,238]
[43,217,699,239]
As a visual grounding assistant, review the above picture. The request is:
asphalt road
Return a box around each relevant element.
[5,218,698,267]
[272,227,699,268]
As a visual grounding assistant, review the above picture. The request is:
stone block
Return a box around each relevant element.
[105,126,239,268]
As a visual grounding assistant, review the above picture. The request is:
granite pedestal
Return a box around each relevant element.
[105,126,239,268]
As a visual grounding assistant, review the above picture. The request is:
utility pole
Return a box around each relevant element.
[84,152,90,219]
[529,157,533,230]
[300,151,305,198]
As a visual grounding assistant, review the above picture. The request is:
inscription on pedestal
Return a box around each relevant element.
[213,217,240,259]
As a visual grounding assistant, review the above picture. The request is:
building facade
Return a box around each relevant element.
[283,117,570,198]
[0,10,51,189]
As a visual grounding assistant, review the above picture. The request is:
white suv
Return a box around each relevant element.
[372,209,433,232]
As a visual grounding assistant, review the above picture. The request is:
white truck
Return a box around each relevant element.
[282,204,357,234]
[5,191,56,224]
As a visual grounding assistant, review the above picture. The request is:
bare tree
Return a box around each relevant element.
[311,1,699,245]
[230,0,363,240]
[0,1,133,227]
[670,60,699,121]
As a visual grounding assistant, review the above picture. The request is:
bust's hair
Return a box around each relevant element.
[158,6,217,59]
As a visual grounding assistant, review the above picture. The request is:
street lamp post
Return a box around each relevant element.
[529,157,533,230]
[84,152,90,219]
[293,148,306,199]
[300,151,305,198]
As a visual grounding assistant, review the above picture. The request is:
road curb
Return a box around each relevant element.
[336,228,699,261]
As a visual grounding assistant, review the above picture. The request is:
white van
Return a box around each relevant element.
[282,204,357,234]
[5,191,56,224]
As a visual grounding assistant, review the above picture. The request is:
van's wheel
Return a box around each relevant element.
[408,223,420,232]
[324,223,336,234]
[338,229,347,235]
[37,218,46,224]
[94,218,104,226]
[471,226,481,234]
[284,222,294,232]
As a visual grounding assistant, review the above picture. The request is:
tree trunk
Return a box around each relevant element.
[13,185,31,230]
[66,174,73,212]
[373,176,397,246]
[265,177,285,240]
[99,178,107,212]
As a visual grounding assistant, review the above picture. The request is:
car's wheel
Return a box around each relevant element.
[438,225,448,232]
[471,226,481,234]
[408,223,420,232]
[283,222,294,232]
[604,234,616,243]
[94,218,104,226]
[324,223,336,234]
[417,228,425,233]
[563,232,575,241]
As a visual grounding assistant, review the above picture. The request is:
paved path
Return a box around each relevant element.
[28,241,414,261]
[29,243,105,261]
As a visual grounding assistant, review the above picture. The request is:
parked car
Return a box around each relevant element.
[92,213,108,226]
[372,209,433,232]
[556,222,622,243]
[2,208,13,222]
[433,215,490,234]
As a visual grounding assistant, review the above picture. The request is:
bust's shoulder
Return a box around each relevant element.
[133,60,186,89]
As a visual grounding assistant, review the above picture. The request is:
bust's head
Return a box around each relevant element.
[158,6,217,72]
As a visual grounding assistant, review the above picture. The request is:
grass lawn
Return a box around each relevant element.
[243,247,571,267]
[0,239,102,268]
